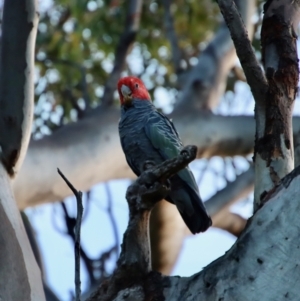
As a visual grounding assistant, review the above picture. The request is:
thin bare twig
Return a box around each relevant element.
[59,201,96,284]
[57,168,84,301]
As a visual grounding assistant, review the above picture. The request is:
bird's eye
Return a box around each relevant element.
[135,83,139,89]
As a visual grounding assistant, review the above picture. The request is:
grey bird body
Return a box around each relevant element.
[119,99,212,234]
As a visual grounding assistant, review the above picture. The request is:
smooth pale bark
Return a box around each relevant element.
[163,166,300,300]
[0,164,45,300]
[0,0,45,300]
[0,0,38,176]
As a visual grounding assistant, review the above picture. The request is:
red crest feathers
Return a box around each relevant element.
[117,76,151,105]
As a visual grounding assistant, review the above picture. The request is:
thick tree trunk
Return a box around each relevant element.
[0,0,37,176]
[0,0,45,299]
[0,165,45,300]
[254,0,300,210]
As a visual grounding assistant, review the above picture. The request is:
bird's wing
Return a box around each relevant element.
[119,125,141,176]
[144,112,198,189]
[144,113,182,159]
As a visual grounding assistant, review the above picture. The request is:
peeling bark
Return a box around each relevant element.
[217,0,300,211]
[254,0,300,210]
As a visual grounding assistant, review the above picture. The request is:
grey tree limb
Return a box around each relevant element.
[13,110,300,210]
[206,166,254,217]
[0,162,45,300]
[217,0,268,107]
[22,212,61,301]
[207,166,254,236]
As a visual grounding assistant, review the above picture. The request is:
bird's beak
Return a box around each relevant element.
[121,85,132,106]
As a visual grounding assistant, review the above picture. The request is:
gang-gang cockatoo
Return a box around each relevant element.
[117,76,212,234]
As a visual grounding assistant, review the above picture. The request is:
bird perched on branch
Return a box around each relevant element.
[117,76,212,234]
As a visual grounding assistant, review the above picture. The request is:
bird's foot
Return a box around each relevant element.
[180,149,189,157]
[143,160,156,171]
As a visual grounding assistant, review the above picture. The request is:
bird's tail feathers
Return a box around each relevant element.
[168,189,212,234]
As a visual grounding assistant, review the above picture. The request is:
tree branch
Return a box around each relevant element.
[213,211,247,237]
[206,166,254,216]
[13,110,300,210]
[101,0,143,106]
[162,0,182,74]
[216,0,268,107]
[104,183,120,256]
[174,0,256,112]
[205,166,254,237]
[58,168,84,301]
[163,165,300,300]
